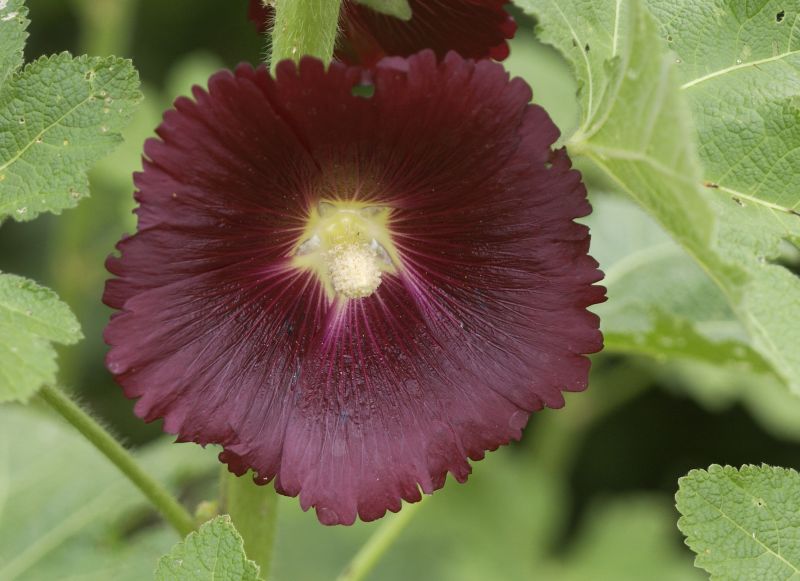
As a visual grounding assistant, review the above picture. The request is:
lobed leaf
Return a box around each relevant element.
[0,273,81,402]
[0,51,142,222]
[677,465,800,579]
[155,516,260,581]
[649,0,800,395]
[519,0,800,392]
[0,0,141,401]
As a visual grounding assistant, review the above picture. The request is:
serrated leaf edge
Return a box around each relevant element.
[676,464,800,577]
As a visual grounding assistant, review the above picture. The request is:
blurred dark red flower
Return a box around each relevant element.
[104,51,604,525]
[248,0,516,64]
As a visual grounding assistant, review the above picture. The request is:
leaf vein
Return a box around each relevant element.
[681,49,800,89]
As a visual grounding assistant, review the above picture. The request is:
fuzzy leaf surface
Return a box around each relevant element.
[0,1,141,222]
[0,273,81,402]
[677,465,800,579]
[155,516,260,581]
[588,195,771,373]
[0,0,26,88]
[518,0,800,391]
[649,0,800,392]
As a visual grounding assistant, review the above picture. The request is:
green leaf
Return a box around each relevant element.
[589,195,772,373]
[0,0,141,399]
[354,0,412,20]
[590,197,800,441]
[0,35,142,221]
[518,0,800,392]
[155,516,260,581]
[648,0,800,392]
[0,273,81,402]
[0,0,26,88]
[677,465,800,579]
[0,405,215,581]
[518,0,715,255]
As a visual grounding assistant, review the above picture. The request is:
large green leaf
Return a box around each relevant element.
[518,0,800,391]
[0,273,81,402]
[155,516,260,581]
[677,465,800,579]
[588,195,771,373]
[0,0,141,222]
[649,0,800,392]
[590,195,800,441]
[519,0,714,255]
[0,405,215,581]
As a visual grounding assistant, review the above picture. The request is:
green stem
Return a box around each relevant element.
[337,501,424,581]
[72,0,136,56]
[270,0,343,69]
[37,385,195,537]
[223,470,280,579]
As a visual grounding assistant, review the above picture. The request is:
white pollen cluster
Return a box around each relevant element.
[325,242,383,299]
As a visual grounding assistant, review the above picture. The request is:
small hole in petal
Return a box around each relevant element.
[776,10,786,22]
[351,84,375,98]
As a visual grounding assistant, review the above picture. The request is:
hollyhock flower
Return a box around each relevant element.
[104,51,604,525]
[248,0,516,64]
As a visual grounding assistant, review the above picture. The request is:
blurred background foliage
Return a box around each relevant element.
[1,1,799,579]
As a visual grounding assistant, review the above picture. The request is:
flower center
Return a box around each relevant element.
[325,242,382,299]
[292,201,397,301]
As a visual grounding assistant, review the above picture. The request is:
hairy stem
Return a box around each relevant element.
[37,384,195,537]
[222,470,280,579]
[270,0,343,69]
[337,500,424,581]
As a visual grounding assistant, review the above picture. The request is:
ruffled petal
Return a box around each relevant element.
[104,52,604,525]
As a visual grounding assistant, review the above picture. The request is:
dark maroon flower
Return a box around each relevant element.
[248,0,516,64]
[104,51,604,525]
